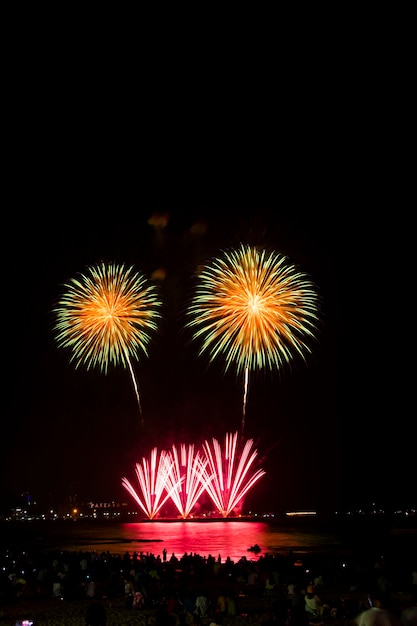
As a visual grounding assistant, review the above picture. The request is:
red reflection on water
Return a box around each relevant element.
[120,521,269,561]
[4,520,345,562]
[116,521,341,563]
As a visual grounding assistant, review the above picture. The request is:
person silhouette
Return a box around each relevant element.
[355,592,401,625]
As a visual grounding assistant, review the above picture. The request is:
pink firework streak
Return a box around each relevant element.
[122,434,266,519]
[164,444,211,519]
[121,447,178,520]
[202,432,266,518]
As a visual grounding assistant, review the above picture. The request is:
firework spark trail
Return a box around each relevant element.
[121,448,176,520]
[126,359,143,419]
[242,367,249,435]
[164,444,211,519]
[186,244,321,434]
[202,432,266,518]
[53,262,162,424]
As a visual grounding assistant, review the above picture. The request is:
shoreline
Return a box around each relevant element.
[2,516,417,569]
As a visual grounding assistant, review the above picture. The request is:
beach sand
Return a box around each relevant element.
[0,588,382,626]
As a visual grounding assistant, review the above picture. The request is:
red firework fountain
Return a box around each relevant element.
[202,432,265,518]
[122,432,265,520]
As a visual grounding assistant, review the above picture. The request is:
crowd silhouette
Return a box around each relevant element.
[1,543,416,624]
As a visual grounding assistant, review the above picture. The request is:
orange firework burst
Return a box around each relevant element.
[186,244,321,432]
[53,261,162,421]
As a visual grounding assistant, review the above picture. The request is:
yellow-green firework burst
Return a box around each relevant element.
[53,262,162,419]
[186,244,321,376]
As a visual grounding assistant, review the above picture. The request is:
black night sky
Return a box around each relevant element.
[3,33,413,517]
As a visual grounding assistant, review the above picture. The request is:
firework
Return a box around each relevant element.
[53,262,162,421]
[186,244,321,432]
[163,444,211,519]
[122,434,265,519]
[121,448,176,520]
[202,431,265,518]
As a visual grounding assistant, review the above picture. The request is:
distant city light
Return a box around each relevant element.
[285,511,317,517]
